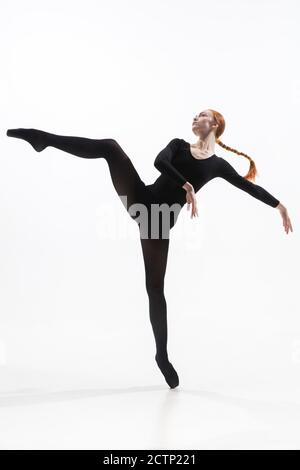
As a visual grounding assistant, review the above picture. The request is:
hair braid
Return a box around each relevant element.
[216,138,259,182]
[208,109,259,182]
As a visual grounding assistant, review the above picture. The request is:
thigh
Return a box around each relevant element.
[102,139,150,218]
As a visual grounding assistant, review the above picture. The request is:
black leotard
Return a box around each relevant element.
[146,138,280,209]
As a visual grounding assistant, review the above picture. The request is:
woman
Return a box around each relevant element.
[6,109,293,389]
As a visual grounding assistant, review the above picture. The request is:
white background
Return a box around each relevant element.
[0,0,299,450]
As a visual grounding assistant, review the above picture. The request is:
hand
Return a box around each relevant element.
[183,182,199,219]
[276,202,293,234]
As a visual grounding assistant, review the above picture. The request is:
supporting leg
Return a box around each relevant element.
[140,236,179,389]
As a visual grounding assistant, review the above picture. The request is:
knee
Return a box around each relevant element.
[104,138,128,160]
[105,138,119,151]
[109,138,125,151]
[108,138,118,145]
[145,280,164,297]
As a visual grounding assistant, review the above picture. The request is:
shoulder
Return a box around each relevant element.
[168,137,183,146]
[210,155,223,171]
[216,156,233,169]
[211,156,236,176]
[216,157,243,179]
[161,137,184,152]
[215,155,225,164]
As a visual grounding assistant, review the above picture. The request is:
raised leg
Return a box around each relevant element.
[6,128,146,215]
[139,236,179,388]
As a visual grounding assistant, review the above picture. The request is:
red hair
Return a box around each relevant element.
[208,109,259,181]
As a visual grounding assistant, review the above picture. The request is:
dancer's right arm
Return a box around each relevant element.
[154,138,198,218]
[154,138,188,188]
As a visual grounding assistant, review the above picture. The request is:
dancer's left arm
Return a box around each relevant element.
[217,157,293,234]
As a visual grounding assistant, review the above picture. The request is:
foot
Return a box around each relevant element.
[155,353,179,389]
[6,128,48,152]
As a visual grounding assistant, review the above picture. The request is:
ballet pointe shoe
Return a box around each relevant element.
[6,128,48,152]
[155,353,179,389]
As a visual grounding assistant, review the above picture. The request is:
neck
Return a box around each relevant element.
[194,131,215,153]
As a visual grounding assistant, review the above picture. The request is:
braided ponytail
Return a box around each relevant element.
[216,139,258,182]
[208,109,259,182]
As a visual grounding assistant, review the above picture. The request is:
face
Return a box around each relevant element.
[192,109,217,138]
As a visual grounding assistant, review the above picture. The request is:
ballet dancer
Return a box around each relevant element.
[6,109,293,389]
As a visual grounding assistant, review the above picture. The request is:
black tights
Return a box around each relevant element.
[6,128,179,388]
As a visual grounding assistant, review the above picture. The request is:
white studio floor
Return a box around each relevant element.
[1,340,300,450]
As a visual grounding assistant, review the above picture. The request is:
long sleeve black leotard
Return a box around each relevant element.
[146,138,280,209]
